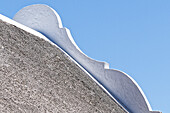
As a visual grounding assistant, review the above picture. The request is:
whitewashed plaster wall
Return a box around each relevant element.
[13,4,160,113]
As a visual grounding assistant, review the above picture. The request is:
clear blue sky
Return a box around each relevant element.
[1,0,169,112]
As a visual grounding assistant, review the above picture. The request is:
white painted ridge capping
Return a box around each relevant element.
[13,4,161,113]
